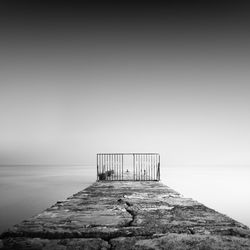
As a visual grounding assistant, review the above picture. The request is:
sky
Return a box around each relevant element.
[0,1,250,166]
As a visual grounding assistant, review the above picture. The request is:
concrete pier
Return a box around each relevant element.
[1,181,250,249]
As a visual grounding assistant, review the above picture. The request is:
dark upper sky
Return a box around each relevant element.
[0,1,250,165]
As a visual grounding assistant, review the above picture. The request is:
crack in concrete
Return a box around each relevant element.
[125,207,136,227]
[118,198,137,228]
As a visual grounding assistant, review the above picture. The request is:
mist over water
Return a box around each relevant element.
[162,165,250,229]
[0,164,249,234]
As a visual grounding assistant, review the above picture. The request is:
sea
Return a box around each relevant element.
[0,165,249,233]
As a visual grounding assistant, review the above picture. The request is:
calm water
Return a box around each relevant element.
[0,165,249,233]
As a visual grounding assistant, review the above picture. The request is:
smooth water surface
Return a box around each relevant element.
[162,165,250,229]
[0,165,249,233]
[0,165,96,233]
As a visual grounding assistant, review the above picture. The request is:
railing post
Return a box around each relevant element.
[97,154,98,181]
[157,154,160,181]
[122,154,123,180]
[133,154,135,181]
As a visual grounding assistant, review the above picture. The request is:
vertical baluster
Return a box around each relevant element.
[152,154,154,180]
[120,154,121,180]
[155,155,158,180]
[105,154,107,180]
[109,154,111,180]
[136,155,138,180]
[139,154,141,181]
[151,154,153,180]
[142,154,144,181]
[112,154,114,180]
[110,154,114,180]
[156,154,158,180]
[158,154,160,180]
[146,154,148,180]
[116,154,118,180]
[143,155,145,181]
[118,154,120,180]
[117,154,119,180]
[116,155,119,180]
[152,154,155,180]
[142,154,144,180]
[137,154,139,181]
[102,154,104,175]
[144,154,146,180]
[135,154,137,181]
[155,154,156,180]
[149,155,152,180]
[102,154,104,174]
[120,154,122,180]
[133,154,134,180]
[106,154,108,179]
[121,154,123,180]
[138,154,140,181]
[96,154,98,181]
[114,154,116,180]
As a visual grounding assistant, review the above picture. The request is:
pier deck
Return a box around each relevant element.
[1,181,250,249]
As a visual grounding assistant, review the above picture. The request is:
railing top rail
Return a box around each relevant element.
[97,153,160,155]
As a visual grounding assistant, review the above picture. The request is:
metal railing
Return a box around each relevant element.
[97,153,160,181]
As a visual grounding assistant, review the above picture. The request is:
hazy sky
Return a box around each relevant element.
[0,1,250,165]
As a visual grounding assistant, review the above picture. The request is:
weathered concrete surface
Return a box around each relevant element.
[1,181,250,249]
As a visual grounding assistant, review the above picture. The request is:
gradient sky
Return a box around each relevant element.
[0,1,250,165]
